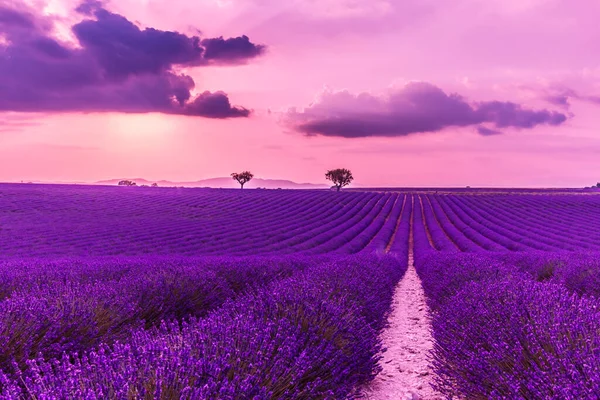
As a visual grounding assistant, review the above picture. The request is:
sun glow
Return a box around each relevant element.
[105,113,176,150]
[32,0,82,46]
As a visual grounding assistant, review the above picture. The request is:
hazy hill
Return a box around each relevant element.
[96,177,329,189]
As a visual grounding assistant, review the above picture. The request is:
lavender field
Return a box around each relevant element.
[1,184,600,398]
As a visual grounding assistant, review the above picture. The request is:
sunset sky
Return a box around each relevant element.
[1,0,599,187]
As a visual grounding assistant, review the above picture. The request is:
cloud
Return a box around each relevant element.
[285,82,567,138]
[200,36,265,64]
[541,86,600,109]
[75,0,106,15]
[476,126,502,136]
[0,6,36,28]
[0,1,265,118]
[544,93,572,108]
[183,91,250,118]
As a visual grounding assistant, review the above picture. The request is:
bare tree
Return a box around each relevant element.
[231,171,254,189]
[325,168,353,191]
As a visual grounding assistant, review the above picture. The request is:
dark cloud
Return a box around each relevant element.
[75,0,105,15]
[0,1,265,118]
[286,82,567,138]
[474,101,566,129]
[183,91,250,118]
[201,36,265,64]
[72,9,206,79]
[476,126,502,136]
[0,6,35,28]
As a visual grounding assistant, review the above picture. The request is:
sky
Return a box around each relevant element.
[0,0,599,187]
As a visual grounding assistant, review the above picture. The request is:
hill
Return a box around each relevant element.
[95,177,329,189]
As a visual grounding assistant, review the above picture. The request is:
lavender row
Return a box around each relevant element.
[412,195,433,257]
[236,192,375,254]
[0,185,388,256]
[453,196,564,251]
[0,254,407,399]
[440,195,526,251]
[502,196,600,237]
[202,192,378,255]
[335,194,397,254]
[434,195,507,251]
[457,195,600,250]
[415,248,600,305]
[423,196,482,252]
[0,256,322,374]
[415,251,600,398]
[496,251,600,298]
[419,196,458,252]
[346,187,600,193]
[444,196,537,251]
[4,185,600,257]
[462,196,585,250]
[302,194,392,253]
[363,194,406,253]
[387,194,412,255]
[416,194,600,253]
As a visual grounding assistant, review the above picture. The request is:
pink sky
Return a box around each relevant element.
[1,0,599,187]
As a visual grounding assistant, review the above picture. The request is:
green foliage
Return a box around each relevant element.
[325,168,354,191]
[231,171,254,189]
[117,180,136,186]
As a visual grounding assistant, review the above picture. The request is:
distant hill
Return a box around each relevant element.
[96,177,330,189]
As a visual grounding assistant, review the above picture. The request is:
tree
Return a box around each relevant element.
[151,183,158,187]
[118,180,136,186]
[231,171,254,189]
[325,168,353,191]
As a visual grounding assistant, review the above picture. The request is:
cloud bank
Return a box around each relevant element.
[286,82,567,138]
[0,1,264,118]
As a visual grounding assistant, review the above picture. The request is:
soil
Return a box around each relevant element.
[360,215,441,400]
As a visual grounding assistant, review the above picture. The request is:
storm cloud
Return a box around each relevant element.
[0,1,264,118]
[287,82,567,138]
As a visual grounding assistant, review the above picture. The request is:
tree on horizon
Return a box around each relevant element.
[325,168,353,191]
[231,171,254,189]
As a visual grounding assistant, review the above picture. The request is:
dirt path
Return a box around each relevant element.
[361,213,440,400]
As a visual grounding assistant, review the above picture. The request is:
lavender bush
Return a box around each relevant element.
[2,184,600,398]
[0,256,322,374]
[416,251,600,399]
[431,277,600,399]
[1,254,406,399]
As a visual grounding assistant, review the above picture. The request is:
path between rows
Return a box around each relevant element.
[361,208,441,400]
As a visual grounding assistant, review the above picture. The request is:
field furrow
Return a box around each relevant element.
[2,184,600,398]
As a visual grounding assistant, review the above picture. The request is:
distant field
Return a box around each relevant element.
[347,186,600,194]
[1,183,600,257]
[1,183,600,398]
